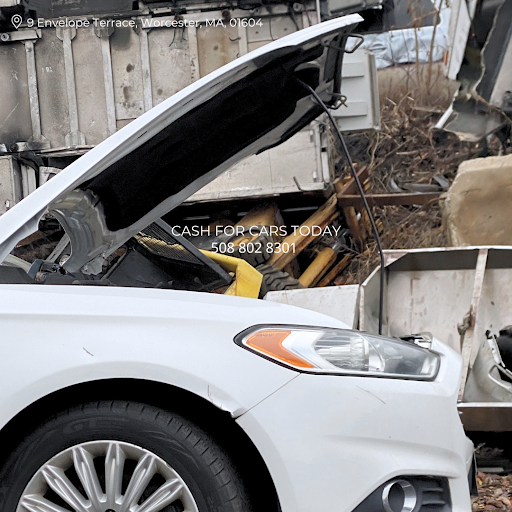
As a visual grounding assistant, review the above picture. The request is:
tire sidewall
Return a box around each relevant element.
[0,403,237,512]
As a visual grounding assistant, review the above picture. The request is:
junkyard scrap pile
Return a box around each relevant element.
[337,97,494,285]
[12,94,495,299]
[179,96,494,294]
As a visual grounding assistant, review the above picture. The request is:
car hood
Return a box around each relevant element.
[0,15,361,274]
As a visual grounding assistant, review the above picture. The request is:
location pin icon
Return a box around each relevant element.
[11,14,23,30]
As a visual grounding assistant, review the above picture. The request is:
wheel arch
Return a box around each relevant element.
[0,378,280,511]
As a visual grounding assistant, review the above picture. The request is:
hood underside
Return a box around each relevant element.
[0,15,362,274]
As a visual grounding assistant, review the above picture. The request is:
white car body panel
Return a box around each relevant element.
[0,284,473,510]
[0,285,345,431]
[237,338,474,511]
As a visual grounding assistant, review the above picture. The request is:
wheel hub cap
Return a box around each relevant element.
[17,440,199,512]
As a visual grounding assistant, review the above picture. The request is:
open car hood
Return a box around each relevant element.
[0,15,361,274]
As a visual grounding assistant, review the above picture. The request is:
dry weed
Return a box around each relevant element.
[334,93,496,285]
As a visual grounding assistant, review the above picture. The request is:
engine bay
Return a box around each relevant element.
[2,218,233,292]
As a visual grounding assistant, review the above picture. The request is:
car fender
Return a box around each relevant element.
[0,284,345,430]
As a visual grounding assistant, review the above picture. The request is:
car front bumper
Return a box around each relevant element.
[236,338,473,512]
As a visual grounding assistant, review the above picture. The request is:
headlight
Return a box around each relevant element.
[235,326,440,380]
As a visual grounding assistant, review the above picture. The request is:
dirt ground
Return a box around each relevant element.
[474,473,512,511]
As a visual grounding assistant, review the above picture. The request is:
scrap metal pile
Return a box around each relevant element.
[12,94,495,301]
[157,95,494,300]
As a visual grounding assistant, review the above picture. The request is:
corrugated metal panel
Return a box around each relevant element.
[0,42,32,146]
[111,25,145,122]
[0,11,380,207]
[246,14,303,52]
[331,49,380,131]
[0,156,22,213]
[22,0,136,18]
[0,11,317,153]
[148,26,192,105]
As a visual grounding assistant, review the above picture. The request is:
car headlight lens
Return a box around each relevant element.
[235,326,440,380]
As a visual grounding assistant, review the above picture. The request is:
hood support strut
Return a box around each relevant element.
[296,79,385,335]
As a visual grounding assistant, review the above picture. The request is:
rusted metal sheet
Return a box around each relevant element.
[0,156,22,214]
[197,23,239,77]
[360,246,512,431]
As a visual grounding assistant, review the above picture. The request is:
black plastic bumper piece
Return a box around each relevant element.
[352,476,451,512]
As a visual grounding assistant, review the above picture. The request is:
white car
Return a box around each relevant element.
[0,14,473,512]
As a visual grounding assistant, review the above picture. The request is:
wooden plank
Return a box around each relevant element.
[299,247,337,288]
[337,192,441,208]
[317,254,352,287]
[343,206,366,251]
[268,195,338,271]
[333,166,369,196]
[334,167,369,250]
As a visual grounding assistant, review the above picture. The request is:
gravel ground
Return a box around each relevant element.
[474,473,512,511]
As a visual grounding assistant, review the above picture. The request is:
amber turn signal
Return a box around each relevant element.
[244,329,315,369]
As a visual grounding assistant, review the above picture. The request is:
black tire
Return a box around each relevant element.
[257,264,304,299]
[198,232,272,267]
[231,233,272,267]
[0,401,252,512]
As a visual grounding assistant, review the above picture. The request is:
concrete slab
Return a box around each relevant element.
[442,154,512,246]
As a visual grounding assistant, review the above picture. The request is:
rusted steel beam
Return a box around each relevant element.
[337,192,441,208]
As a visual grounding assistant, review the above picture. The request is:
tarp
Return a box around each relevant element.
[360,4,451,68]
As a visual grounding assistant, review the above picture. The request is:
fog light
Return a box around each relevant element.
[382,479,417,512]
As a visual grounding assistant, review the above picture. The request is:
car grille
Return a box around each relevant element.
[418,478,450,510]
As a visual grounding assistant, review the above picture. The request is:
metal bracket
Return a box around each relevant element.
[56,27,86,147]
[344,34,364,54]
[0,28,40,42]
[458,248,489,401]
[321,34,364,54]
